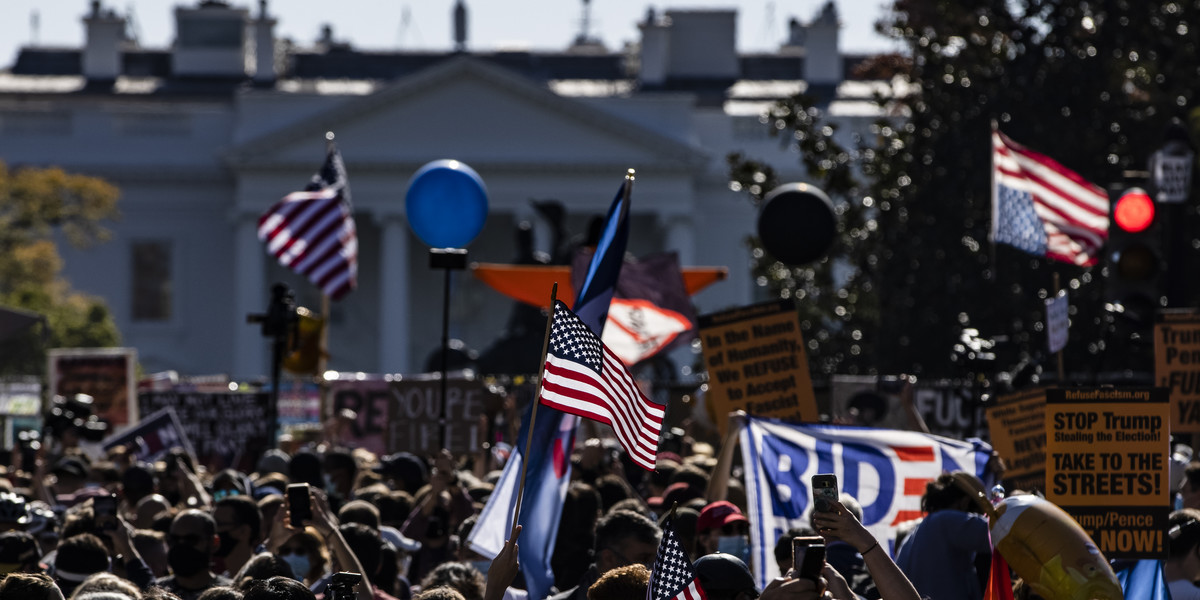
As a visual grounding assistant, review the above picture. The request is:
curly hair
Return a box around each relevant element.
[419,562,485,600]
[587,564,650,600]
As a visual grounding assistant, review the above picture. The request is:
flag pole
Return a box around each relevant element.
[988,121,998,282]
[511,282,558,537]
[1053,272,1065,383]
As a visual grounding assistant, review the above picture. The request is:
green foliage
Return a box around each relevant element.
[731,0,1200,383]
[0,163,121,375]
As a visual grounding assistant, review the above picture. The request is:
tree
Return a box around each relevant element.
[731,0,1200,387]
[0,162,122,375]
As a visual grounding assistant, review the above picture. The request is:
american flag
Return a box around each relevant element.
[647,515,706,600]
[992,129,1109,266]
[258,145,358,300]
[539,299,663,471]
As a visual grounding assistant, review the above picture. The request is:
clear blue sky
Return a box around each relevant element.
[0,0,900,69]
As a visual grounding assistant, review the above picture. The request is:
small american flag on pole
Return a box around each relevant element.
[992,129,1109,266]
[647,515,706,600]
[539,299,663,471]
[258,144,358,299]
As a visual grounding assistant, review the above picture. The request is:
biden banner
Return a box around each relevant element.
[738,415,994,585]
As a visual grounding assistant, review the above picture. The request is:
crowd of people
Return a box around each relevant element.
[0,397,1195,600]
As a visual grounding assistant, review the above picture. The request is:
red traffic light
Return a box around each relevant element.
[1113,188,1155,233]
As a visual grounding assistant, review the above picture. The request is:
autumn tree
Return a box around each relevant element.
[0,162,122,375]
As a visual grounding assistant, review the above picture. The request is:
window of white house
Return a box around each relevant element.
[132,241,172,321]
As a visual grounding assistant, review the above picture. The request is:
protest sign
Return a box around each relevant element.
[1045,290,1069,354]
[101,407,195,464]
[1155,309,1200,433]
[986,388,1046,491]
[330,372,502,455]
[49,348,137,426]
[278,381,322,429]
[699,299,817,434]
[1045,388,1169,560]
[139,391,270,473]
[911,385,988,440]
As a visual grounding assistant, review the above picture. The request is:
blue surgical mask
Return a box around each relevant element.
[717,535,751,564]
[282,553,311,581]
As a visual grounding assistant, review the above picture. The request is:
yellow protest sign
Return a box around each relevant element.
[1045,388,1169,560]
[1155,309,1200,433]
[986,388,1046,485]
[699,299,817,434]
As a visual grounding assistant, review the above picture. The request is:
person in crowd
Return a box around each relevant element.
[234,552,296,588]
[415,587,465,600]
[0,571,66,600]
[694,501,751,562]
[71,571,142,599]
[242,576,317,600]
[693,553,757,600]
[51,533,111,597]
[323,451,358,510]
[549,509,660,600]
[198,586,245,600]
[134,495,173,530]
[552,482,602,590]
[157,509,233,600]
[274,526,330,585]
[897,472,988,600]
[400,451,472,583]
[0,529,43,574]
[420,562,485,600]
[586,563,648,600]
[131,529,169,579]
[372,454,428,497]
[808,495,876,599]
[1165,508,1200,600]
[1180,463,1200,511]
[214,495,263,576]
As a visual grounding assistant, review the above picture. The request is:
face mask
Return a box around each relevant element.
[468,559,491,577]
[282,553,311,581]
[215,531,237,557]
[717,535,751,564]
[168,545,210,577]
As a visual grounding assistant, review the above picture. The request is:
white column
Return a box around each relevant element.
[663,212,696,266]
[233,213,268,379]
[378,213,411,373]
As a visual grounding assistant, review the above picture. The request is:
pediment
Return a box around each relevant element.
[227,56,707,171]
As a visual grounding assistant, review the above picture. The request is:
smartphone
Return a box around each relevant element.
[812,473,838,513]
[792,536,823,572]
[286,483,312,527]
[94,494,118,531]
[794,542,826,582]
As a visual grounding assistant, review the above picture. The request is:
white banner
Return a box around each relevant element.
[738,416,993,585]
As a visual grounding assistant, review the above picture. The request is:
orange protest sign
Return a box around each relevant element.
[986,388,1046,482]
[1044,387,1169,559]
[699,299,817,435]
[1155,309,1200,433]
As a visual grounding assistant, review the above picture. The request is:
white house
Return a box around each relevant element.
[0,0,890,380]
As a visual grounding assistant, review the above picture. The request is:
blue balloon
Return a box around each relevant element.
[405,159,489,248]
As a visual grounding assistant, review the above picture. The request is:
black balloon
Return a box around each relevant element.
[756,183,837,266]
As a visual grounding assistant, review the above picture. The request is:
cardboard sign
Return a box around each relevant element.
[986,388,1047,486]
[139,391,271,473]
[49,348,137,426]
[101,407,196,464]
[1155,309,1200,433]
[1045,388,1169,560]
[699,299,817,434]
[330,372,502,455]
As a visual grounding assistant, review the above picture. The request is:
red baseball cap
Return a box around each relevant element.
[696,500,748,534]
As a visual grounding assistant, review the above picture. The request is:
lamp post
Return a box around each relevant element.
[405,160,488,450]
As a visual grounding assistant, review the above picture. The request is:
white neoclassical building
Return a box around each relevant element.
[0,0,887,379]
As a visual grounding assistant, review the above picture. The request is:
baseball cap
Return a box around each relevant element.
[693,553,757,597]
[697,501,748,534]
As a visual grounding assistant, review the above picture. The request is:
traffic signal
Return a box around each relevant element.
[1104,186,1165,324]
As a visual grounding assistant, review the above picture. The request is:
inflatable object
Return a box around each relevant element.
[989,495,1123,600]
[405,159,488,248]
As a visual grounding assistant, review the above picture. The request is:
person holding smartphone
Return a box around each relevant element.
[811,500,920,600]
